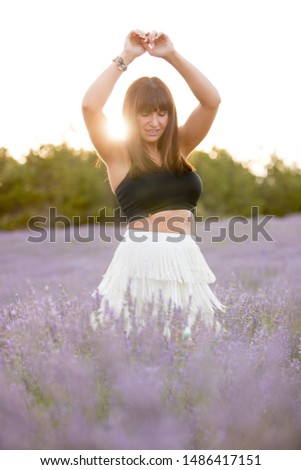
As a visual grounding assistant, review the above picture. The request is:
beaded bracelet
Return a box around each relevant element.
[113,56,127,72]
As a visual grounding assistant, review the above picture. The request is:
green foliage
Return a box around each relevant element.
[190,149,262,217]
[0,144,116,229]
[0,144,300,230]
[257,154,301,216]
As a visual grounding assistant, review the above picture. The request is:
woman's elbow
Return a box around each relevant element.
[81,98,92,113]
[212,90,222,108]
[204,89,221,110]
[81,100,99,118]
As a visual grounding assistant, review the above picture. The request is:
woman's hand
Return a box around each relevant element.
[143,31,175,59]
[123,30,148,61]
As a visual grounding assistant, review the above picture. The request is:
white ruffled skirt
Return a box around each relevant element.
[91,229,226,337]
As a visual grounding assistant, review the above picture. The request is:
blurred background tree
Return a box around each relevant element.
[0,144,300,230]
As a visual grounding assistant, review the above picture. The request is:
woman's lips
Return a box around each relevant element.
[145,129,160,135]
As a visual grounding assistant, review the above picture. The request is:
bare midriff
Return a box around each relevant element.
[127,209,194,234]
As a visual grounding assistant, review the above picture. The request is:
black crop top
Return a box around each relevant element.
[114,168,203,222]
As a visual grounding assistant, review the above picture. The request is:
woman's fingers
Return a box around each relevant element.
[151,31,168,48]
[129,29,146,41]
[154,32,168,42]
[149,30,157,47]
[129,29,168,49]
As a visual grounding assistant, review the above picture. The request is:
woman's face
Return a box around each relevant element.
[136,109,169,144]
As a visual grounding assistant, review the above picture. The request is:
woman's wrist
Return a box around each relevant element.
[163,49,179,64]
[118,50,137,66]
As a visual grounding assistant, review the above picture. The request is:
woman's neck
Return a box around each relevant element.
[144,145,162,165]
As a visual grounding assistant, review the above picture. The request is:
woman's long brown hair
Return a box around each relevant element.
[122,77,195,178]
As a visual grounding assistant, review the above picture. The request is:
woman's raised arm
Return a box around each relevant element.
[81,31,146,164]
[144,32,221,158]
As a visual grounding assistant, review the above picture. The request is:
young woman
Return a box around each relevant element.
[82,30,226,337]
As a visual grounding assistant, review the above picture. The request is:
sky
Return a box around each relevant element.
[1,0,301,175]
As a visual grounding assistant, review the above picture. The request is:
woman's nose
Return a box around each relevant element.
[149,113,159,126]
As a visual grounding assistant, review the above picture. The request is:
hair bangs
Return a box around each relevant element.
[136,81,172,115]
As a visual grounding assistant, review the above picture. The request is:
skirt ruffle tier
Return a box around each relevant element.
[91,229,226,337]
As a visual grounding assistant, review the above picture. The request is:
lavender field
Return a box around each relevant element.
[1,214,301,450]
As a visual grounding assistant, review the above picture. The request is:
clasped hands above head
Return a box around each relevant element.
[133,30,158,49]
[127,30,173,59]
